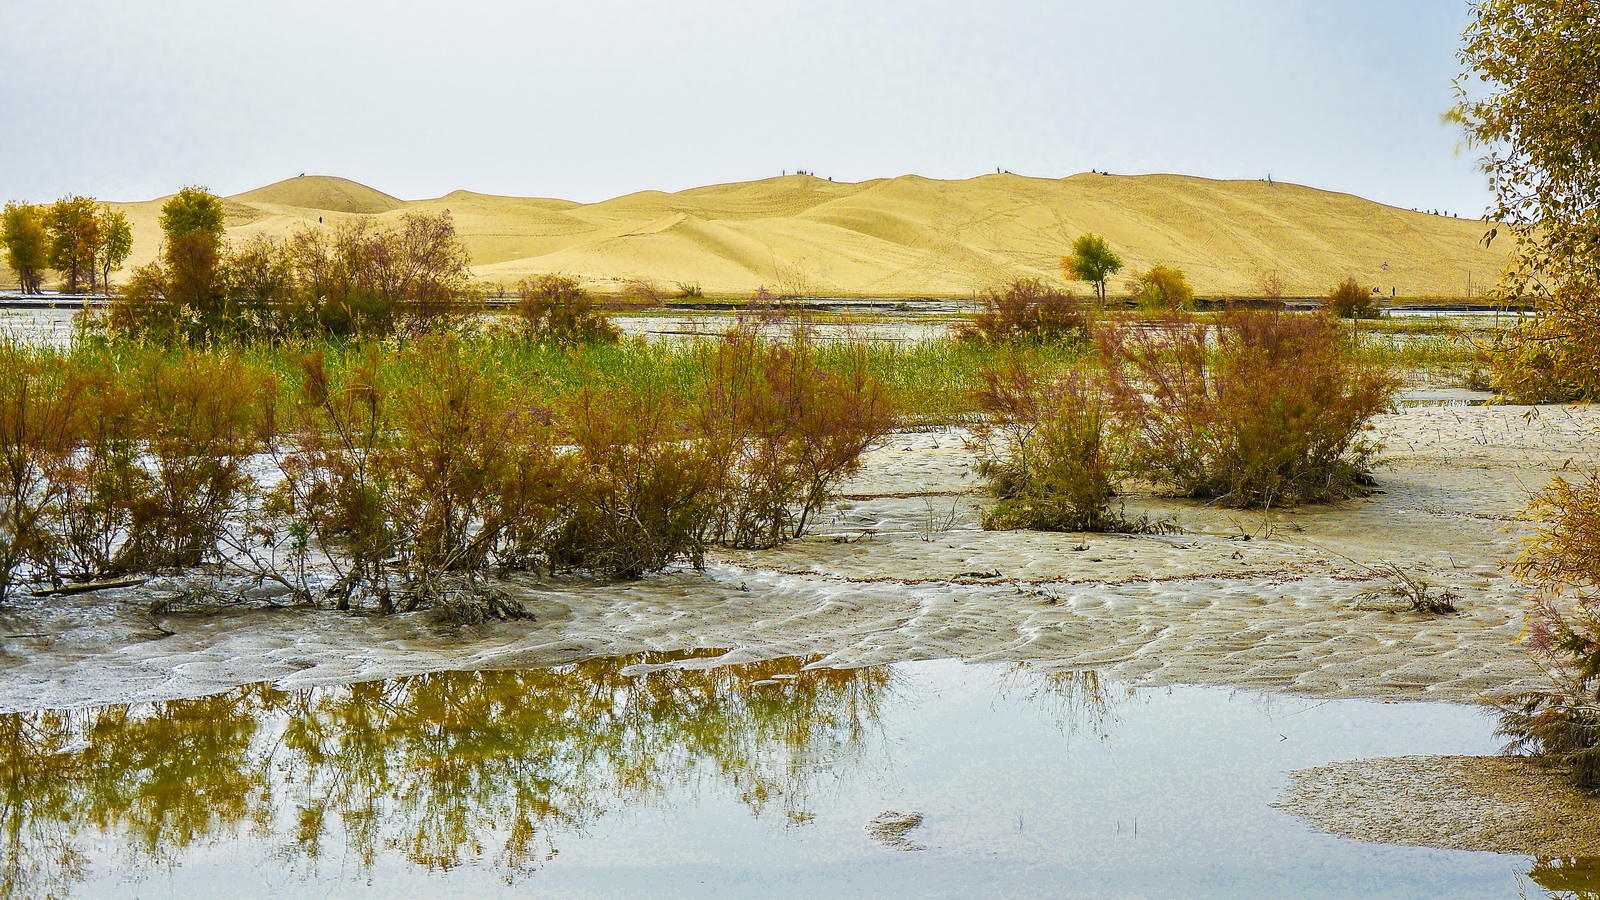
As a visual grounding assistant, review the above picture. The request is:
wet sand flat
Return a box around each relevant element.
[1,400,1592,714]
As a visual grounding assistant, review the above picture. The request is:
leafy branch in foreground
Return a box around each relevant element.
[1495,472,1600,792]
[1453,0,1600,401]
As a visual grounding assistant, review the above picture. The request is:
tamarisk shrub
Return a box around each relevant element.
[0,343,80,598]
[116,350,279,571]
[516,275,621,346]
[270,347,397,608]
[1497,472,1600,792]
[1100,308,1399,507]
[552,381,727,578]
[701,319,895,549]
[270,342,566,615]
[378,338,570,593]
[957,279,1090,345]
[41,351,142,580]
[968,361,1127,532]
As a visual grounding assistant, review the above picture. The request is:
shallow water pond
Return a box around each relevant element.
[2,654,1590,899]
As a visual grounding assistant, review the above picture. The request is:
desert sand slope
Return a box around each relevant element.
[103,172,1509,298]
[234,175,405,215]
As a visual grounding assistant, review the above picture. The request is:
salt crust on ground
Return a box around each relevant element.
[1278,755,1600,857]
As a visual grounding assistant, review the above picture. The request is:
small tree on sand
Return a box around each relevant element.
[1128,264,1194,311]
[1,203,49,294]
[1326,277,1379,319]
[95,208,133,292]
[1061,233,1123,304]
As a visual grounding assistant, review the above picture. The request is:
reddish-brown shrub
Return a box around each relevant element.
[957,279,1090,345]
[551,382,726,578]
[268,342,566,615]
[517,275,621,346]
[1100,308,1399,507]
[701,320,896,548]
[619,277,666,308]
[0,343,80,598]
[268,347,396,607]
[117,351,279,571]
[4,331,893,612]
[39,353,142,581]
[379,338,570,584]
[969,363,1126,532]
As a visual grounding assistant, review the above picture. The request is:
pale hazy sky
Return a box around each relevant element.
[2,1,1489,213]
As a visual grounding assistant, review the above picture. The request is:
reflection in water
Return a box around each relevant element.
[0,652,891,899]
[1530,857,1600,899]
[993,666,1127,743]
[1,655,1596,899]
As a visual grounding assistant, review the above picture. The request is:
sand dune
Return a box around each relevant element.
[234,175,405,215]
[102,172,1510,298]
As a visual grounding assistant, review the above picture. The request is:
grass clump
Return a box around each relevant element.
[1351,561,1460,615]
[1496,471,1600,792]
[1100,308,1400,507]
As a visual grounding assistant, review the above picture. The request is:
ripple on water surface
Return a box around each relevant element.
[4,655,1589,899]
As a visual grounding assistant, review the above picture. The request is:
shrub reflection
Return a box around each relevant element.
[0,652,889,898]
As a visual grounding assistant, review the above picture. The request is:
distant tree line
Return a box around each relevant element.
[99,187,479,342]
[1,196,132,294]
[2,186,483,341]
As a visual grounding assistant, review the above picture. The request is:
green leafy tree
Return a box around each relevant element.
[159,187,227,323]
[1061,233,1123,304]
[46,196,102,293]
[95,209,133,292]
[1453,0,1600,401]
[159,186,226,242]
[1,202,49,294]
[1128,264,1194,311]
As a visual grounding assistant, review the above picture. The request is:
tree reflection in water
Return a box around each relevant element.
[2,656,1593,899]
[993,666,1129,743]
[1528,857,1600,899]
[0,652,890,898]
